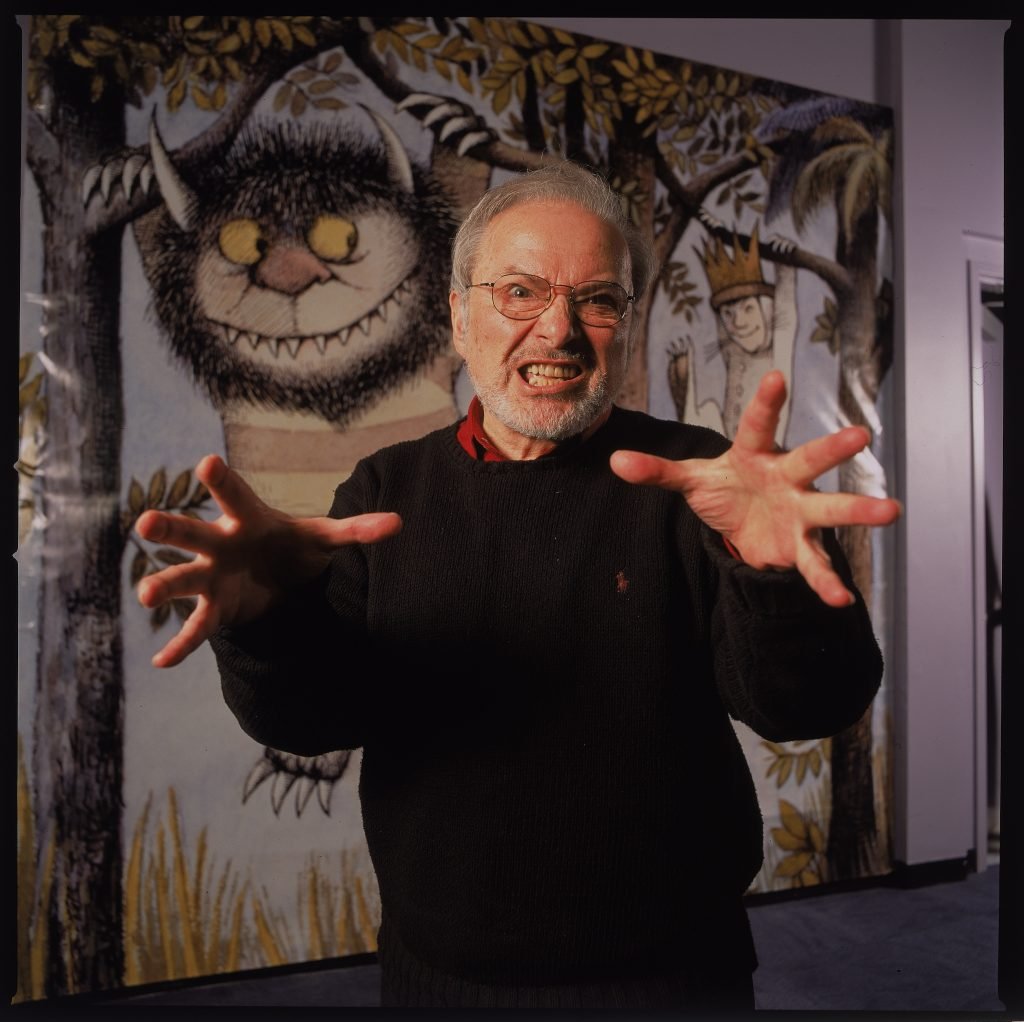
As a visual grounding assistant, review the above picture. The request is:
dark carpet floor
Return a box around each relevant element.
[11,864,1007,1019]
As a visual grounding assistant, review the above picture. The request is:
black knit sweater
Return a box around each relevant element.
[212,405,883,998]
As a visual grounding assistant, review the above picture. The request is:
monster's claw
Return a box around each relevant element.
[295,775,318,815]
[242,756,277,803]
[81,151,156,209]
[698,207,726,231]
[396,92,449,113]
[456,131,493,157]
[122,154,149,198]
[437,114,478,140]
[270,769,299,816]
[241,747,350,816]
[100,160,119,202]
[397,92,496,156]
[316,778,335,815]
[423,102,466,128]
[81,165,102,205]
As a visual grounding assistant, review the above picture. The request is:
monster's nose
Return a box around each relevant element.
[254,243,332,295]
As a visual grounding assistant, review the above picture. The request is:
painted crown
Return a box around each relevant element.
[700,224,775,310]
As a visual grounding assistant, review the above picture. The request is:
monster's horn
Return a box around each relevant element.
[360,104,415,194]
[148,111,197,231]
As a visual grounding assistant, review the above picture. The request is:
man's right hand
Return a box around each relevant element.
[136,454,402,669]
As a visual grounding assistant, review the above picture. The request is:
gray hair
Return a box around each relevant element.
[449,160,658,302]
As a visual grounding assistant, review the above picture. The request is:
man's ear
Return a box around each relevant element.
[449,290,466,357]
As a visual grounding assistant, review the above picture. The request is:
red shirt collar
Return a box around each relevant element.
[456,396,508,461]
[457,396,597,461]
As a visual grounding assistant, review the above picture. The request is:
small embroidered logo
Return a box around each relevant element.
[616,570,629,594]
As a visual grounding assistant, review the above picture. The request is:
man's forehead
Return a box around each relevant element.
[486,198,614,234]
[479,200,629,274]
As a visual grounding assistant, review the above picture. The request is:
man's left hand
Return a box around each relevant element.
[609,370,902,607]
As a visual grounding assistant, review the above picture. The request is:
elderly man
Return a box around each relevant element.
[137,160,900,1011]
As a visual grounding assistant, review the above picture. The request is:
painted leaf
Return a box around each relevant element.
[128,478,145,515]
[809,820,826,853]
[770,826,806,852]
[778,799,807,839]
[774,851,812,878]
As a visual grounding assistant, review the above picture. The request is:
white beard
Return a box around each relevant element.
[465,363,614,442]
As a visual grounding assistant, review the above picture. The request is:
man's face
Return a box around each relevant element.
[450,200,633,457]
[718,295,769,353]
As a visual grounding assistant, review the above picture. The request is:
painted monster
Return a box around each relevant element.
[136,110,456,428]
[131,110,463,815]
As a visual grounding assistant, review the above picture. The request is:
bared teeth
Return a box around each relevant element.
[523,363,582,385]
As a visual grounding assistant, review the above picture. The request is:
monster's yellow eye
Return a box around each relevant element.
[308,215,358,262]
[219,219,264,266]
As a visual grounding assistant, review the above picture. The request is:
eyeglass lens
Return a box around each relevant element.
[490,274,629,325]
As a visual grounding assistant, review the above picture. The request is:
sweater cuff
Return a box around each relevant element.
[212,567,333,660]
[702,527,819,617]
[721,535,741,560]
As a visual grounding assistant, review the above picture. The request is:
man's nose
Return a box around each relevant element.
[534,286,580,338]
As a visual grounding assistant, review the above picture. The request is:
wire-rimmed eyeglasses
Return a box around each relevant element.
[470,273,635,327]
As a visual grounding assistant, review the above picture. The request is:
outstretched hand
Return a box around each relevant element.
[609,370,901,607]
[136,454,402,668]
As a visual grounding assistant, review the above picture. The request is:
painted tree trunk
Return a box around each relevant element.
[30,73,128,995]
[603,133,659,414]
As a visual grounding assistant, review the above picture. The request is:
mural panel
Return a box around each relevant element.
[17,15,895,1000]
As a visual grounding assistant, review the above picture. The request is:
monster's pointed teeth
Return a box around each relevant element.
[214,279,419,358]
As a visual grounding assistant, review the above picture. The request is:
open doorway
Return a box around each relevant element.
[967,242,1003,872]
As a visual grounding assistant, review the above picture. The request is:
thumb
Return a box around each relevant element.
[304,511,404,548]
[610,450,692,489]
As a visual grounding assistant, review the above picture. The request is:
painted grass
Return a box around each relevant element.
[123,787,380,987]
[124,788,251,985]
[14,735,57,1003]
[16,765,383,1002]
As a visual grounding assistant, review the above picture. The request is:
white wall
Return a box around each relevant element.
[535,17,1008,868]
[890,20,1006,866]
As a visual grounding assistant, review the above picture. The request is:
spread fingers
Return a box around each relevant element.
[151,599,220,669]
[783,427,870,487]
[137,558,210,608]
[801,491,903,530]
[136,508,223,556]
[795,535,854,607]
